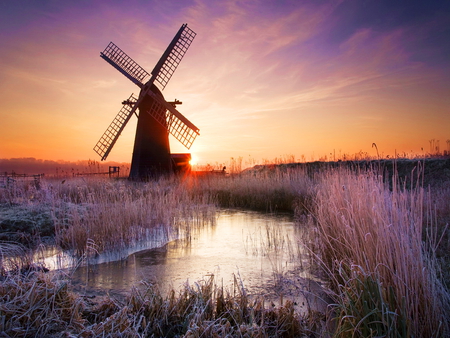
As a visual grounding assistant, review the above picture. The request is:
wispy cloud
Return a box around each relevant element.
[0,0,448,162]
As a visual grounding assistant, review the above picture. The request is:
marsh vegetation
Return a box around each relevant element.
[1,158,449,337]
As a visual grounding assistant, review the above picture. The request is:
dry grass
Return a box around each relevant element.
[423,181,450,288]
[0,272,318,337]
[52,177,217,255]
[0,241,33,276]
[313,167,450,337]
[2,161,450,336]
[185,165,315,213]
[0,273,85,336]
[0,177,217,256]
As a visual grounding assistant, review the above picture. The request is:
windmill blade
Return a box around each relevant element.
[151,23,196,90]
[101,42,151,87]
[93,94,139,161]
[146,91,200,149]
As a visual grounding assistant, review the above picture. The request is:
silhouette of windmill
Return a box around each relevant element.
[93,24,199,179]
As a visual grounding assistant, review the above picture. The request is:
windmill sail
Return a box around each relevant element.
[151,24,196,90]
[95,24,200,178]
[101,42,151,87]
[146,91,199,149]
[93,94,138,160]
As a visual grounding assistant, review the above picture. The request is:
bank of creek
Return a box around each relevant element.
[2,159,450,336]
[38,209,328,314]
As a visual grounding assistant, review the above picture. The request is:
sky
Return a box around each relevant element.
[1,0,449,166]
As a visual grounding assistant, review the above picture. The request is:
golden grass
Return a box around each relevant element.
[0,272,317,337]
[1,160,450,336]
[313,167,450,337]
[185,165,314,213]
[0,273,85,336]
[1,177,217,256]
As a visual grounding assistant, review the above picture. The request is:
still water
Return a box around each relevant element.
[57,209,327,311]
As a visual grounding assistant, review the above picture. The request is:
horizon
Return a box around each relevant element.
[1,149,449,176]
[1,1,449,166]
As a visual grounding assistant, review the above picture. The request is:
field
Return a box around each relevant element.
[1,158,449,337]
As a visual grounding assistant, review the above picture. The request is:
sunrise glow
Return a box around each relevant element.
[0,1,449,166]
[189,155,199,166]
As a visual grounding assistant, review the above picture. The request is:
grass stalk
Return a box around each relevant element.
[0,272,317,337]
[313,167,450,337]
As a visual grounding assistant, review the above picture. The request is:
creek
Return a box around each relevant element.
[45,209,328,313]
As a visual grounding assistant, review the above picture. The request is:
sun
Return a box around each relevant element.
[189,154,198,166]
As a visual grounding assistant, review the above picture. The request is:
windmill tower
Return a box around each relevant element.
[93,24,199,179]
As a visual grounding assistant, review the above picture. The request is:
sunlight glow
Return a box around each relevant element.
[189,154,198,166]
[0,1,449,165]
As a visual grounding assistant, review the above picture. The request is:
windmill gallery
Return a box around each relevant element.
[93,24,199,180]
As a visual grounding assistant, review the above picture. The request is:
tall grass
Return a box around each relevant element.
[313,167,450,337]
[0,272,316,337]
[424,180,450,288]
[0,241,33,275]
[0,273,85,336]
[0,177,217,257]
[186,165,315,213]
[2,161,450,336]
[51,178,216,256]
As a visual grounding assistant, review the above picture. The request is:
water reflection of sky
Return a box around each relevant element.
[65,209,327,312]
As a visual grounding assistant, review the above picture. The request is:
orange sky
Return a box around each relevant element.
[1,1,449,166]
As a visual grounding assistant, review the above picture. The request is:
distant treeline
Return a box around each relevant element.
[0,158,130,177]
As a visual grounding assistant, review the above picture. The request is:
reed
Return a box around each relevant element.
[2,160,450,336]
[313,167,450,337]
[0,241,33,275]
[423,180,450,288]
[0,272,317,337]
[1,177,217,256]
[122,274,307,337]
[0,273,85,336]
[186,165,315,213]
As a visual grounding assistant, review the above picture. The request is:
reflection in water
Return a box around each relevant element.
[68,209,328,312]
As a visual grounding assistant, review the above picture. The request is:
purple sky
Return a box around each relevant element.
[1,0,449,165]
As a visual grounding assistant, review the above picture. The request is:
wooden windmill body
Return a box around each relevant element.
[93,24,199,179]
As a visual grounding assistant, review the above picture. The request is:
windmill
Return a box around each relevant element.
[93,24,199,179]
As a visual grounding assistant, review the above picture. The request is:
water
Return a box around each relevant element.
[52,209,328,312]
[39,224,173,271]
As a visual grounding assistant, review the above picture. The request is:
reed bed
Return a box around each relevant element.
[0,272,318,337]
[0,272,85,336]
[313,167,450,337]
[242,221,306,281]
[185,165,315,213]
[2,160,450,336]
[424,181,450,288]
[0,177,217,257]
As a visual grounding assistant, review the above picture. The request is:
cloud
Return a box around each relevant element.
[92,79,118,89]
[0,0,449,163]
